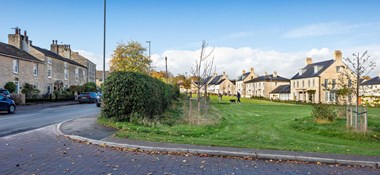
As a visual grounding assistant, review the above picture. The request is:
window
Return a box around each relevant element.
[47,58,52,64]
[330,92,336,102]
[325,92,329,102]
[13,59,19,73]
[302,80,304,87]
[348,80,352,87]
[75,67,79,79]
[64,62,68,68]
[332,79,336,89]
[82,70,86,79]
[48,66,52,78]
[293,81,295,88]
[324,79,328,89]
[297,81,299,88]
[47,84,51,94]
[33,63,38,76]
[308,80,310,87]
[64,68,68,80]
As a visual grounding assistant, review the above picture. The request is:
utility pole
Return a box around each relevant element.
[102,0,107,84]
[165,56,168,83]
[146,41,151,74]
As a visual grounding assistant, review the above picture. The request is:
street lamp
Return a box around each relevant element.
[146,41,151,58]
[102,0,107,83]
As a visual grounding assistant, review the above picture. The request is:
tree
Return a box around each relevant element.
[190,40,215,112]
[110,41,152,74]
[4,82,16,93]
[343,51,376,132]
[83,82,97,92]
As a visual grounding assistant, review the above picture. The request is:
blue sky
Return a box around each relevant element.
[1,0,380,77]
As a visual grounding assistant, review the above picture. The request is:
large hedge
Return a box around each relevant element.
[102,71,179,121]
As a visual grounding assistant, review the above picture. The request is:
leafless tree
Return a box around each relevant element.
[343,51,376,131]
[190,40,215,112]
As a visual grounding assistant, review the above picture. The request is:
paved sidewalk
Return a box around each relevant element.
[16,101,80,113]
[59,115,380,168]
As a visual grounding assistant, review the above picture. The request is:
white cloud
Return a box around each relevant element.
[283,22,376,38]
[151,45,380,79]
[74,45,380,79]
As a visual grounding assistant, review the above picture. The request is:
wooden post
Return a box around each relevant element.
[346,105,349,128]
[364,107,368,132]
[350,106,353,128]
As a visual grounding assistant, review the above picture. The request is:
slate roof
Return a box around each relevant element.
[32,45,86,68]
[202,76,213,85]
[0,42,43,63]
[237,72,250,81]
[209,75,222,85]
[269,85,291,94]
[245,74,289,83]
[291,60,335,80]
[215,79,225,85]
[361,76,380,85]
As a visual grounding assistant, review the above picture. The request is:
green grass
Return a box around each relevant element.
[98,95,380,156]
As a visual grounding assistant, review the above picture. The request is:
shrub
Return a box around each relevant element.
[21,83,40,99]
[11,94,25,105]
[83,82,97,92]
[69,85,84,93]
[311,104,336,122]
[102,71,179,121]
[4,82,16,93]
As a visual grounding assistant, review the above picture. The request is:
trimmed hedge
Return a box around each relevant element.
[102,71,179,121]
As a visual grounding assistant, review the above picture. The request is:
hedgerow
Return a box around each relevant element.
[101,71,179,121]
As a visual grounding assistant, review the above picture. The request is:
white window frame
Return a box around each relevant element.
[64,62,68,68]
[47,58,52,64]
[13,59,19,74]
[33,63,38,76]
[75,67,79,79]
[48,66,52,78]
[64,68,68,80]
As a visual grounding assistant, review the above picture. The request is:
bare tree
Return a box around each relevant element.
[343,51,376,131]
[190,40,215,112]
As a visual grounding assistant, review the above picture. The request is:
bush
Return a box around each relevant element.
[102,71,179,121]
[83,82,97,92]
[69,85,84,93]
[311,104,336,122]
[4,82,16,93]
[21,83,40,99]
[11,94,25,105]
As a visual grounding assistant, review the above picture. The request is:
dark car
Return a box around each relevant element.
[96,92,102,107]
[0,89,11,98]
[78,92,99,104]
[0,94,16,113]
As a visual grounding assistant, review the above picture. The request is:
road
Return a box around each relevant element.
[0,103,99,137]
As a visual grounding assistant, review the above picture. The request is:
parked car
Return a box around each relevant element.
[77,92,99,104]
[96,92,102,107]
[0,89,11,98]
[96,97,102,107]
[0,94,16,114]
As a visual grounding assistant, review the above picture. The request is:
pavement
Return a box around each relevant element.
[3,125,378,174]
[16,101,79,114]
[58,115,380,169]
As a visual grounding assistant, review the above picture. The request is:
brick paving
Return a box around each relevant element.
[0,126,379,175]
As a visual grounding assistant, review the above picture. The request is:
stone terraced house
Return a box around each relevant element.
[236,68,257,97]
[290,50,354,104]
[360,73,380,106]
[245,72,290,98]
[1,28,96,95]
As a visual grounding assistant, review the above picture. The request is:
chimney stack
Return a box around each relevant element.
[30,40,32,45]
[24,30,27,37]
[334,50,342,61]
[242,70,246,74]
[213,72,217,76]
[15,28,19,34]
[306,57,312,65]
[273,71,278,78]
[264,72,268,76]
[250,67,254,73]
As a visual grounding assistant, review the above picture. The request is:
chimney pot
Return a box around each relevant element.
[15,28,19,34]
[273,71,278,77]
[242,70,246,74]
[334,50,342,61]
[18,29,21,34]
[24,30,27,37]
[306,57,312,65]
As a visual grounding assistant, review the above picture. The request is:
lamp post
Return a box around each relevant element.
[146,41,151,58]
[165,56,168,83]
[102,0,107,84]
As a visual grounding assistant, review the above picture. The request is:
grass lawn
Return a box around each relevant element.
[98,95,380,156]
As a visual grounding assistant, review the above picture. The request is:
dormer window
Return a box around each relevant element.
[314,66,322,74]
